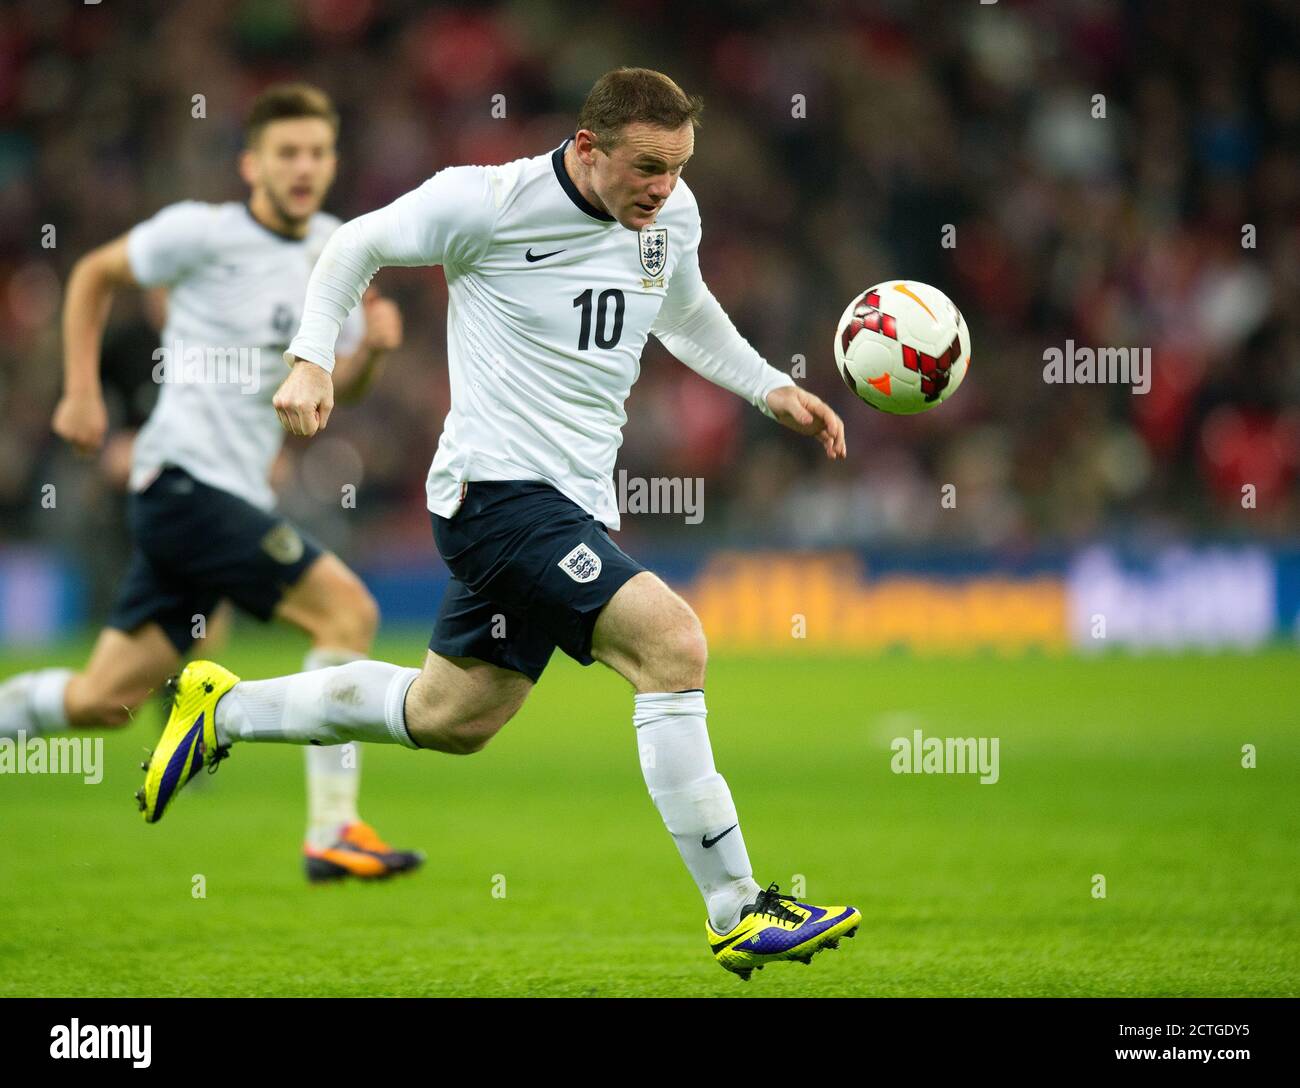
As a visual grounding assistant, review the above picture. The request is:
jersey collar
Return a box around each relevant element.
[243,202,309,242]
[552,138,615,223]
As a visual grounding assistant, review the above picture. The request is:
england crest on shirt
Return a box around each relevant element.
[638,228,667,278]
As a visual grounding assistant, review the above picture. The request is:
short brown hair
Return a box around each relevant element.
[576,68,702,152]
[245,82,339,147]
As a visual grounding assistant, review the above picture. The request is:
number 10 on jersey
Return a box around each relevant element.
[573,288,625,350]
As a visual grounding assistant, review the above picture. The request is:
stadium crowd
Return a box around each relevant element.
[1,0,1296,572]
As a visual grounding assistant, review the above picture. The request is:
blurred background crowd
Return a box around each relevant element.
[1,0,1297,599]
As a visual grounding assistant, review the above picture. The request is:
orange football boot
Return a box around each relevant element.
[303,821,425,883]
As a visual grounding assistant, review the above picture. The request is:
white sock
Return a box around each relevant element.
[0,668,72,739]
[214,660,421,749]
[301,649,365,850]
[305,743,361,849]
[633,690,761,933]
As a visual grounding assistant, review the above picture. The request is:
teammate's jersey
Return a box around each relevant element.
[126,201,365,511]
[287,138,795,530]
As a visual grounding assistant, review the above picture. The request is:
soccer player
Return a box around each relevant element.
[140,68,860,977]
[0,83,423,883]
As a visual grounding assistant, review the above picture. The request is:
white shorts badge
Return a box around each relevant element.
[558,542,602,583]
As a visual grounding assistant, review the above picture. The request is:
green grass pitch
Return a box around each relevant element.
[1,629,1296,997]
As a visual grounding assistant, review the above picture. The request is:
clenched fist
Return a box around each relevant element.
[273,358,334,437]
[361,287,402,352]
[52,391,108,455]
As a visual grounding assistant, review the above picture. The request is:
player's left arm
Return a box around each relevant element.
[651,227,846,460]
[331,288,403,404]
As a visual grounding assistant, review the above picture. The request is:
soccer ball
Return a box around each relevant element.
[834,279,970,414]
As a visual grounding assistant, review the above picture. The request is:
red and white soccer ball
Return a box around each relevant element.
[834,279,971,414]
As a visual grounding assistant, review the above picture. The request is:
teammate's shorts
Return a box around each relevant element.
[106,465,324,652]
[429,480,647,682]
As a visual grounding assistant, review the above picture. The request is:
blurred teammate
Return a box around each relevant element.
[140,69,859,976]
[0,83,423,883]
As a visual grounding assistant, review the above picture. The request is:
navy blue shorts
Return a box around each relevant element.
[429,481,646,682]
[106,466,324,653]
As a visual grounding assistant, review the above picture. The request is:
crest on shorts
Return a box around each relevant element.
[271,303,296,339]
[260,522,304,565]
[638,227,667,278]
[558,542,602,584]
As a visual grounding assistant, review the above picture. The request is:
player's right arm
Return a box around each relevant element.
[55,200,216,454]
[274,166,497,437]
[53,234,137,454]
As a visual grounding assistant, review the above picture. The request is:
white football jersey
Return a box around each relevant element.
[287,138,795,529]
[126,201,365,510]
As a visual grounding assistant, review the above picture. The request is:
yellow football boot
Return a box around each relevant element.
[707,882,861,980]
[137,661,239,823]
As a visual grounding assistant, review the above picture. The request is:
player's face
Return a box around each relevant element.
[590,122,694,230]
[243,117,338,225]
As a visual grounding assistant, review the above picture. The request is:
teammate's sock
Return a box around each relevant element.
[301,648,365,850]
[214,660,421,749]
[632,690,761,933]
[0,668,72,739]
[305,744,362,849]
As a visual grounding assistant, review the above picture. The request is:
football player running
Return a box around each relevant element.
[1,84,422,883]
[141,69,858,977]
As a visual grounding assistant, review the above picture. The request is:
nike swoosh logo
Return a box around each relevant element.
[701,824,738,849]
[709,930,748,954]
[525,247,565,262]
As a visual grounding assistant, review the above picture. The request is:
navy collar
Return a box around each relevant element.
[552,138,615,222]
[244,202,309,242]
